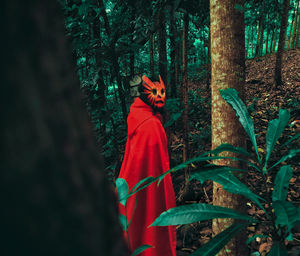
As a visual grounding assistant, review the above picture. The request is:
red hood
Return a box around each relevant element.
[127,97,162,137]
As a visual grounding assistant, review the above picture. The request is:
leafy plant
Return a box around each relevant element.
[143,88,299,255]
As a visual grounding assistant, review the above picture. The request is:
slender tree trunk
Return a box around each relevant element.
[265,15,269,55]
[291,1,299,48]
[169,7,177,98]
[150,33,155,78]
[182,13,189,164]
[251,24,255,57]
[210,0,248,255]
[270,26,275,53]
[177,12,190,202]
[275,0,290,87]
[296,10,300,47]
[158,9,168,89]
[255,16,262,57]
[207,22,211,90]
[288,7,296,48]
[259,19,265,56]
[98,0,127,122]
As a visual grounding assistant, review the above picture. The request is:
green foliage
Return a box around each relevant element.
[220,88,260,162]
[131,245,153,256]
[148,88,298,255]
[190,223,248,256]
[151,203,254,226]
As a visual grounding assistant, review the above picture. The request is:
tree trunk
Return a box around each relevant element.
[207,22,211,90]
[288,6,296,48]
[158,9,168,89]
[182,13,189,164]
[291,1,299,48]
[296,10,300,47]
[1,0,128,255]
[169,6,177,98]
[251,24,255,57]
[98,0,127,123]
[270,26,275,53]
[150,33,155,78]
[177,12,190,202]
[210,0,248,255]
[275,0,290,87]
[255,16,263,57]
[265,15,269,55]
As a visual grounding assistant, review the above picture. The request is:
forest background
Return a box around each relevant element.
[1,0,299,255]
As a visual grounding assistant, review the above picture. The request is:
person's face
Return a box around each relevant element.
[142,75,166,109]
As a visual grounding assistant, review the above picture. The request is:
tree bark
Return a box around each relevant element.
[275,0,290,87]
[158,9,168,89]
[291,1,299,48]
[150,33,155,78]
[177,12,190,202]
[169,6,177,98]
[98,0,127,122]
[182,12,189,164]
[1,0,128,255]
[255,16,263,57]
[210,0,248,255]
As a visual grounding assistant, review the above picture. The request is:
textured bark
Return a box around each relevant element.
[291,2,299,48]
[255,16,263,57]
[1,0,128,255]
[275,0,290,87]
[265,15,269,55]
[210,0,248,255]
[150,34,155,78]
[207,22,211,90]
[169,7,177,98]
[182,13,189,164]
[158,9,168,89]
[98,0,127,122]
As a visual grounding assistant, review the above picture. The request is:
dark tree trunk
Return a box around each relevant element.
[150,33,155,78]
[207,22,211,90]
[275,0,290,87]
[177,12,190,203]
[182,13,189,164]
[158,9,168,89]
[98,0,127,122]
[1,0,128,256]
[169,7,177,98]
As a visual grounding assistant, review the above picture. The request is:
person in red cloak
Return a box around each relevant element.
[118,75,177,256]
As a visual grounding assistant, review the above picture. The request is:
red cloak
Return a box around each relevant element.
[118,97,176,256]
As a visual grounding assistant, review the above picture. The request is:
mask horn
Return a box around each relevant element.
[159,75,165,88]
[142,75,154,89]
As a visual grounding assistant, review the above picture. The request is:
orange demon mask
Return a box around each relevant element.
[141,75,166,109]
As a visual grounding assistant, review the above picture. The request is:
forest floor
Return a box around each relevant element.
[171,48,300,256]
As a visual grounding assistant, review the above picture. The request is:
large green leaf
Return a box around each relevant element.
[273,200,298,231]
[267,242,288,256]
[190,169,265,212]
[272,165,293,202]
[264,109,290,170]
[128,176,156,196]
[269,149,300,170]
[190,222,247,256]
[190,167,248,184]
[151,203,255,226]
[131,245,152,256]
[209,143,251,158]
[279,133,300,149]
[158,155,248,185]
[116,178,129,206]
[220,88,260,162]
